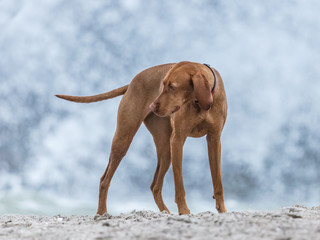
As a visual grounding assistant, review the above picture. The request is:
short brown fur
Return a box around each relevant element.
[56,61,227,215]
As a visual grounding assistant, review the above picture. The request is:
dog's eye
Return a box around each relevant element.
[168,84,175,91]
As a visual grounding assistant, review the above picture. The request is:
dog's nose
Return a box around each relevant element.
[149,102,156,112]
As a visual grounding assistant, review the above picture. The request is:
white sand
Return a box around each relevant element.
[1,205,320,240]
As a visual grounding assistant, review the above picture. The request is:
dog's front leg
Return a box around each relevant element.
[206,134,226,213]
[170,132,190,215]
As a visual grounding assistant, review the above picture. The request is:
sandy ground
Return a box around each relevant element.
[1,205,320,240]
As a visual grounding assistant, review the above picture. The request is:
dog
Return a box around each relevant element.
[56,61,227,215]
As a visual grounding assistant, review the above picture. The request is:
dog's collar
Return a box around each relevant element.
[203,63,217,94]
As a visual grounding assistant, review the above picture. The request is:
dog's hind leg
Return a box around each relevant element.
[97,94,149,215]
[144,113,172,213]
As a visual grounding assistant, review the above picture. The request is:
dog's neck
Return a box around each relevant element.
[203,63,217,94]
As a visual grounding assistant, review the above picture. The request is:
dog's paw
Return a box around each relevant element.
[161,208,171,214]
[178,206,191,215]
[216,203,227,213]
[94,213,112,221]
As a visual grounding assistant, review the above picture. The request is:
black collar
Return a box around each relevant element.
[203,63,217,94]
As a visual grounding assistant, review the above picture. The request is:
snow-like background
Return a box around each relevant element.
[0,0,319,215]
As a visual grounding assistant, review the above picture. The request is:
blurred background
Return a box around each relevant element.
[0,0,320,215]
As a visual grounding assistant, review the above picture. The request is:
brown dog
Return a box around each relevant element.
[56,61,227,215]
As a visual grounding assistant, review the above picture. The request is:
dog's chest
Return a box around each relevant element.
[170,103,209,138]
[188,123,207,138]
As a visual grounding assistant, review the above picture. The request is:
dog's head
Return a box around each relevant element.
[149,61,214,117]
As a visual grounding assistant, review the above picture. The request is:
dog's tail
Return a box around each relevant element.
[55,85,129,103]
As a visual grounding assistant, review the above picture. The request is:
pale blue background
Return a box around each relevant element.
[0,0,319,215]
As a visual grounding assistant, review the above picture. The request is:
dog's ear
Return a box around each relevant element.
[191,73,213,110]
